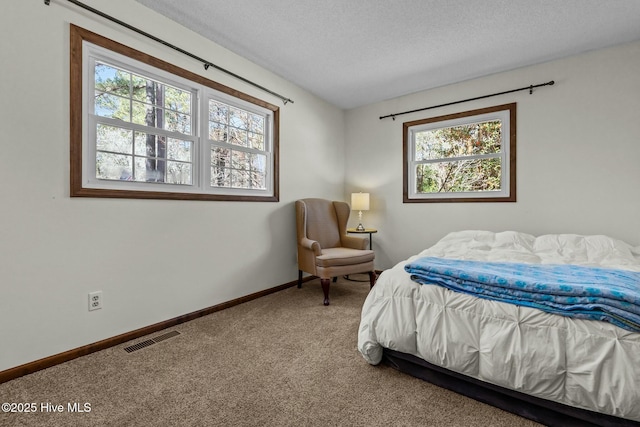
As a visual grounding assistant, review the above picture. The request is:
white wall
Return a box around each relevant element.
[0,0,345,371]
[3,1,639,374]
[345,41,640,269]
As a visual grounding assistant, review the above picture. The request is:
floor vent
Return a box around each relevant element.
[124,331,181,353]
[151,330,181,343]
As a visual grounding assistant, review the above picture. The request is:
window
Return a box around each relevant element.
[403,103,516,203]
[71,25,279,201]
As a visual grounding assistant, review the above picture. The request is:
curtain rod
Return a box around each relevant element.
[44,0,294,105]
[380,80,554,120]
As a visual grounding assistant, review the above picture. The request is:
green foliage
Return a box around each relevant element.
[93,62,192,184]
[415,121,502,193]
[93,61,267,189]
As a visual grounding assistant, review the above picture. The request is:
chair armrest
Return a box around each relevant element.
[300,237,322,255]
[342,235,369,250]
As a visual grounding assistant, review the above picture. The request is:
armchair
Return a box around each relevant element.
[295,198,376,305]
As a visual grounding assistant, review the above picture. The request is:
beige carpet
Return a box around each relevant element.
[0,277,540,427]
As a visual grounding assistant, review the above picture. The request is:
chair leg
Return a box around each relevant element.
[320,278,331,306]
[368,271,377,289]
[298,270,303,288]
[332,276,337,283]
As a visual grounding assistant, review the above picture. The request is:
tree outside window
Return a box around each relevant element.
[403,103,516,203]
[70,25,279,202]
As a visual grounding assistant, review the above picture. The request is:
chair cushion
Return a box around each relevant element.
[315,248,374,268]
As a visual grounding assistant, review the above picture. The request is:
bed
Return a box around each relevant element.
[358,230,640,426]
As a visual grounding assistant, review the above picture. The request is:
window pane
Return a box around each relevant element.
[130,74,163,105]
[164,110,191,134]
[140,80,163,107]
[209,100,228,123]
[95,92,130,121]
[209,100,265,151]
[148,159,166,183]
[130,74,148,102]
[96,152,132,181]
[131,101,162,128]
[228,127,248,147]
[415,120,502,161]
[211,146,231,188]
[211,166,231,187]
[134,134,167,160]
[166,161,192,185]
[133,157,147,182]
[252,153,266,173]
[416,158,502,193]
[134,157,166,183]
[165,86,191,115]
[209,151,268,189]
[250,114,264,133]
[134,132,149,156]
[211,146,230,166]
[231,150,250,170]
[167,138,192,162]
[130,101,148,126]
[97,124,132,154]
[250,170,266,189]
[229,107,249,130]
[95,63,130,97]
[131,133,193,185]
[231,169,250,188]
[209,122,227,142]
[248,132,264,150]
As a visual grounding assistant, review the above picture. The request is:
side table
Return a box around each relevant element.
[344,228,377,282]
[346,228,377,250]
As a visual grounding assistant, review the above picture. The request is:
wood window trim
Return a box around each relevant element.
[402,103,516,203]
[70,24,280,202]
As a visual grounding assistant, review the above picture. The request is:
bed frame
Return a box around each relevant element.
[382,348,640,427]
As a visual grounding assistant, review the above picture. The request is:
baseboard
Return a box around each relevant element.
[0,276,315,385]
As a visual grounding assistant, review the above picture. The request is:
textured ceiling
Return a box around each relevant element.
[133,0,640,109]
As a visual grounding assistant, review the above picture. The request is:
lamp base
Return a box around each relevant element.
[356,210,365,231]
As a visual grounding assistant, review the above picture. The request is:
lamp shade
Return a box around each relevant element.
[351,192,370,211]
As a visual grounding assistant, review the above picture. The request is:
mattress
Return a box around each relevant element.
[358,230,640,422]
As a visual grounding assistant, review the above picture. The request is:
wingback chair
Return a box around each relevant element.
[296,198,376,305]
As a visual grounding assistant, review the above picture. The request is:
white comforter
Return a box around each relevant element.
[358,230,640,422]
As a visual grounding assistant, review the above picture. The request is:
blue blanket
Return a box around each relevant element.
[404,257,640,332]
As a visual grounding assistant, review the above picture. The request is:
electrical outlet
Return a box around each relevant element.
[88,291,103,311]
